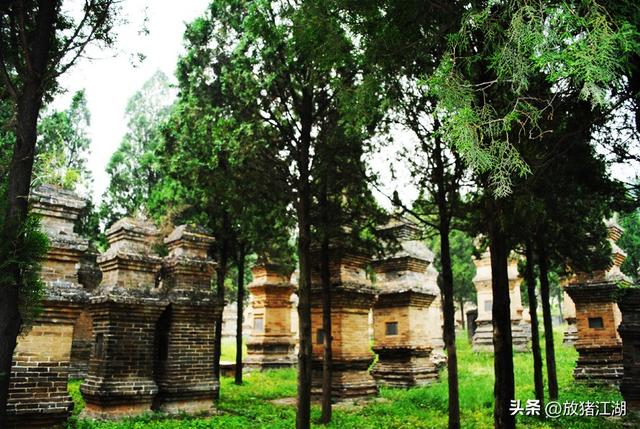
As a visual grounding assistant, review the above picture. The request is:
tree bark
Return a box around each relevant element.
[319,184,332,424]
[295,88,313,429]
[235,246,245,385]
[0,284,21,425]
[524,240,544,413]
[488,209,515,429]
[0,3,58,421]
[459,298,465,329]
[433,138,460,429]
[536,238,559,400]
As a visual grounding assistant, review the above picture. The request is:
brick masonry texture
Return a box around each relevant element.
[310,247,379,401]
[7,186,89,428]
[472,250,530,352]
[617,288,640,411]
[564,221,630,386]
[371,222,440,387]
[246,263,296,370]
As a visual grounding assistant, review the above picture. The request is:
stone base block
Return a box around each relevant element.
[311,357,378,401]
[573,346,624,385]
[511,322,530,352]
[472,320,530,352]
[371,347,439,387]
[154,387,217,414]
[246,338,296,370]
[563,323,578,345]
[80,378,159,419]
[6,361,73,428]
[472,321,493,351]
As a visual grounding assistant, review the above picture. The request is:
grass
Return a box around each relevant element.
[66,329,637,428]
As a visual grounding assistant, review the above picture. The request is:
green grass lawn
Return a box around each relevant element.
[66,329,637,428]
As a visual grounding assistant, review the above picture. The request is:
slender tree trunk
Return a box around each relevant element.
[0,53,56,426]
[459,299,465,329]
[319,186,332,424]
[433,139,460,429]
[524,240,544,413]
[212,235,228,397]
[296,89,313,429]
[488,209,515,429]
[556,288,563,321]
[235,246,246,385]
[0,284,21,425]
[536,238,559,400]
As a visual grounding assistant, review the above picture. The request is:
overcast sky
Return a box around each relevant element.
[53,1,211,202]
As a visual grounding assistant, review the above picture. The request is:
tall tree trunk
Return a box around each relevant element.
[524,240,544,413]
[296,88,313,429]
[488,209,515,429]
[433,138,460,429]
[319,185,332,424]
[212,234,228,398]
[0,41,57,424]
[536,238,559,400]
[235,246,246,385]
[0,283,21,425]
[459,298,465,329]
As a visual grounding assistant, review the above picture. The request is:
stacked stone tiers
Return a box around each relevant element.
[246,263,296,370]
[472,251,530,352]
[618,288,640,412]
[562,289,578,345]
[154,225,221,413]
[371,221,440,387]
[372,292,439,387]
[565,283,623,385]
[7,186,90,428]
[564,220,629,385]
[81,218,165,418]
[311,250,378,401]
[80,292,167,419]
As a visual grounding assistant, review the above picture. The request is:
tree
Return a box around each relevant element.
[0,1,118,422]
[430,229,476,327]
[34,90,92,190]
[620,209,640,282]
[178,3,375,427]
[101,70,172,226]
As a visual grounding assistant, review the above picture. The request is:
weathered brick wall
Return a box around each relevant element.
[566,283,623,384]
[69,310,93,379]
[618,288,640,412]
[7,303,83,429]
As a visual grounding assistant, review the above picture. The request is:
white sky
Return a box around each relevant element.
[53,1,211,202]
[51,1,636,208]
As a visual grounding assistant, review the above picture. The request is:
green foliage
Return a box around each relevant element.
[0,212,48,324]
[66,329,632,428]
[100,71,173,226]
[34,90,93,191]
[430,230,477,310]
[620,209,640,282]
[428,0,640,196]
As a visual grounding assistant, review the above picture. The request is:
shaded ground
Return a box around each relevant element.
[66,329,637,428]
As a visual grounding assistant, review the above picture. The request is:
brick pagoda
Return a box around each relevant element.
[246,261,297,370]
[565,220,628,385]
[310,246,378,401]
[371,220,440,387]
[7,186,89,428]
[618,288,640,413]
[562,285,578,345]
[472,250,530,352]
[154,225,221,413]
[80,217,166,419]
